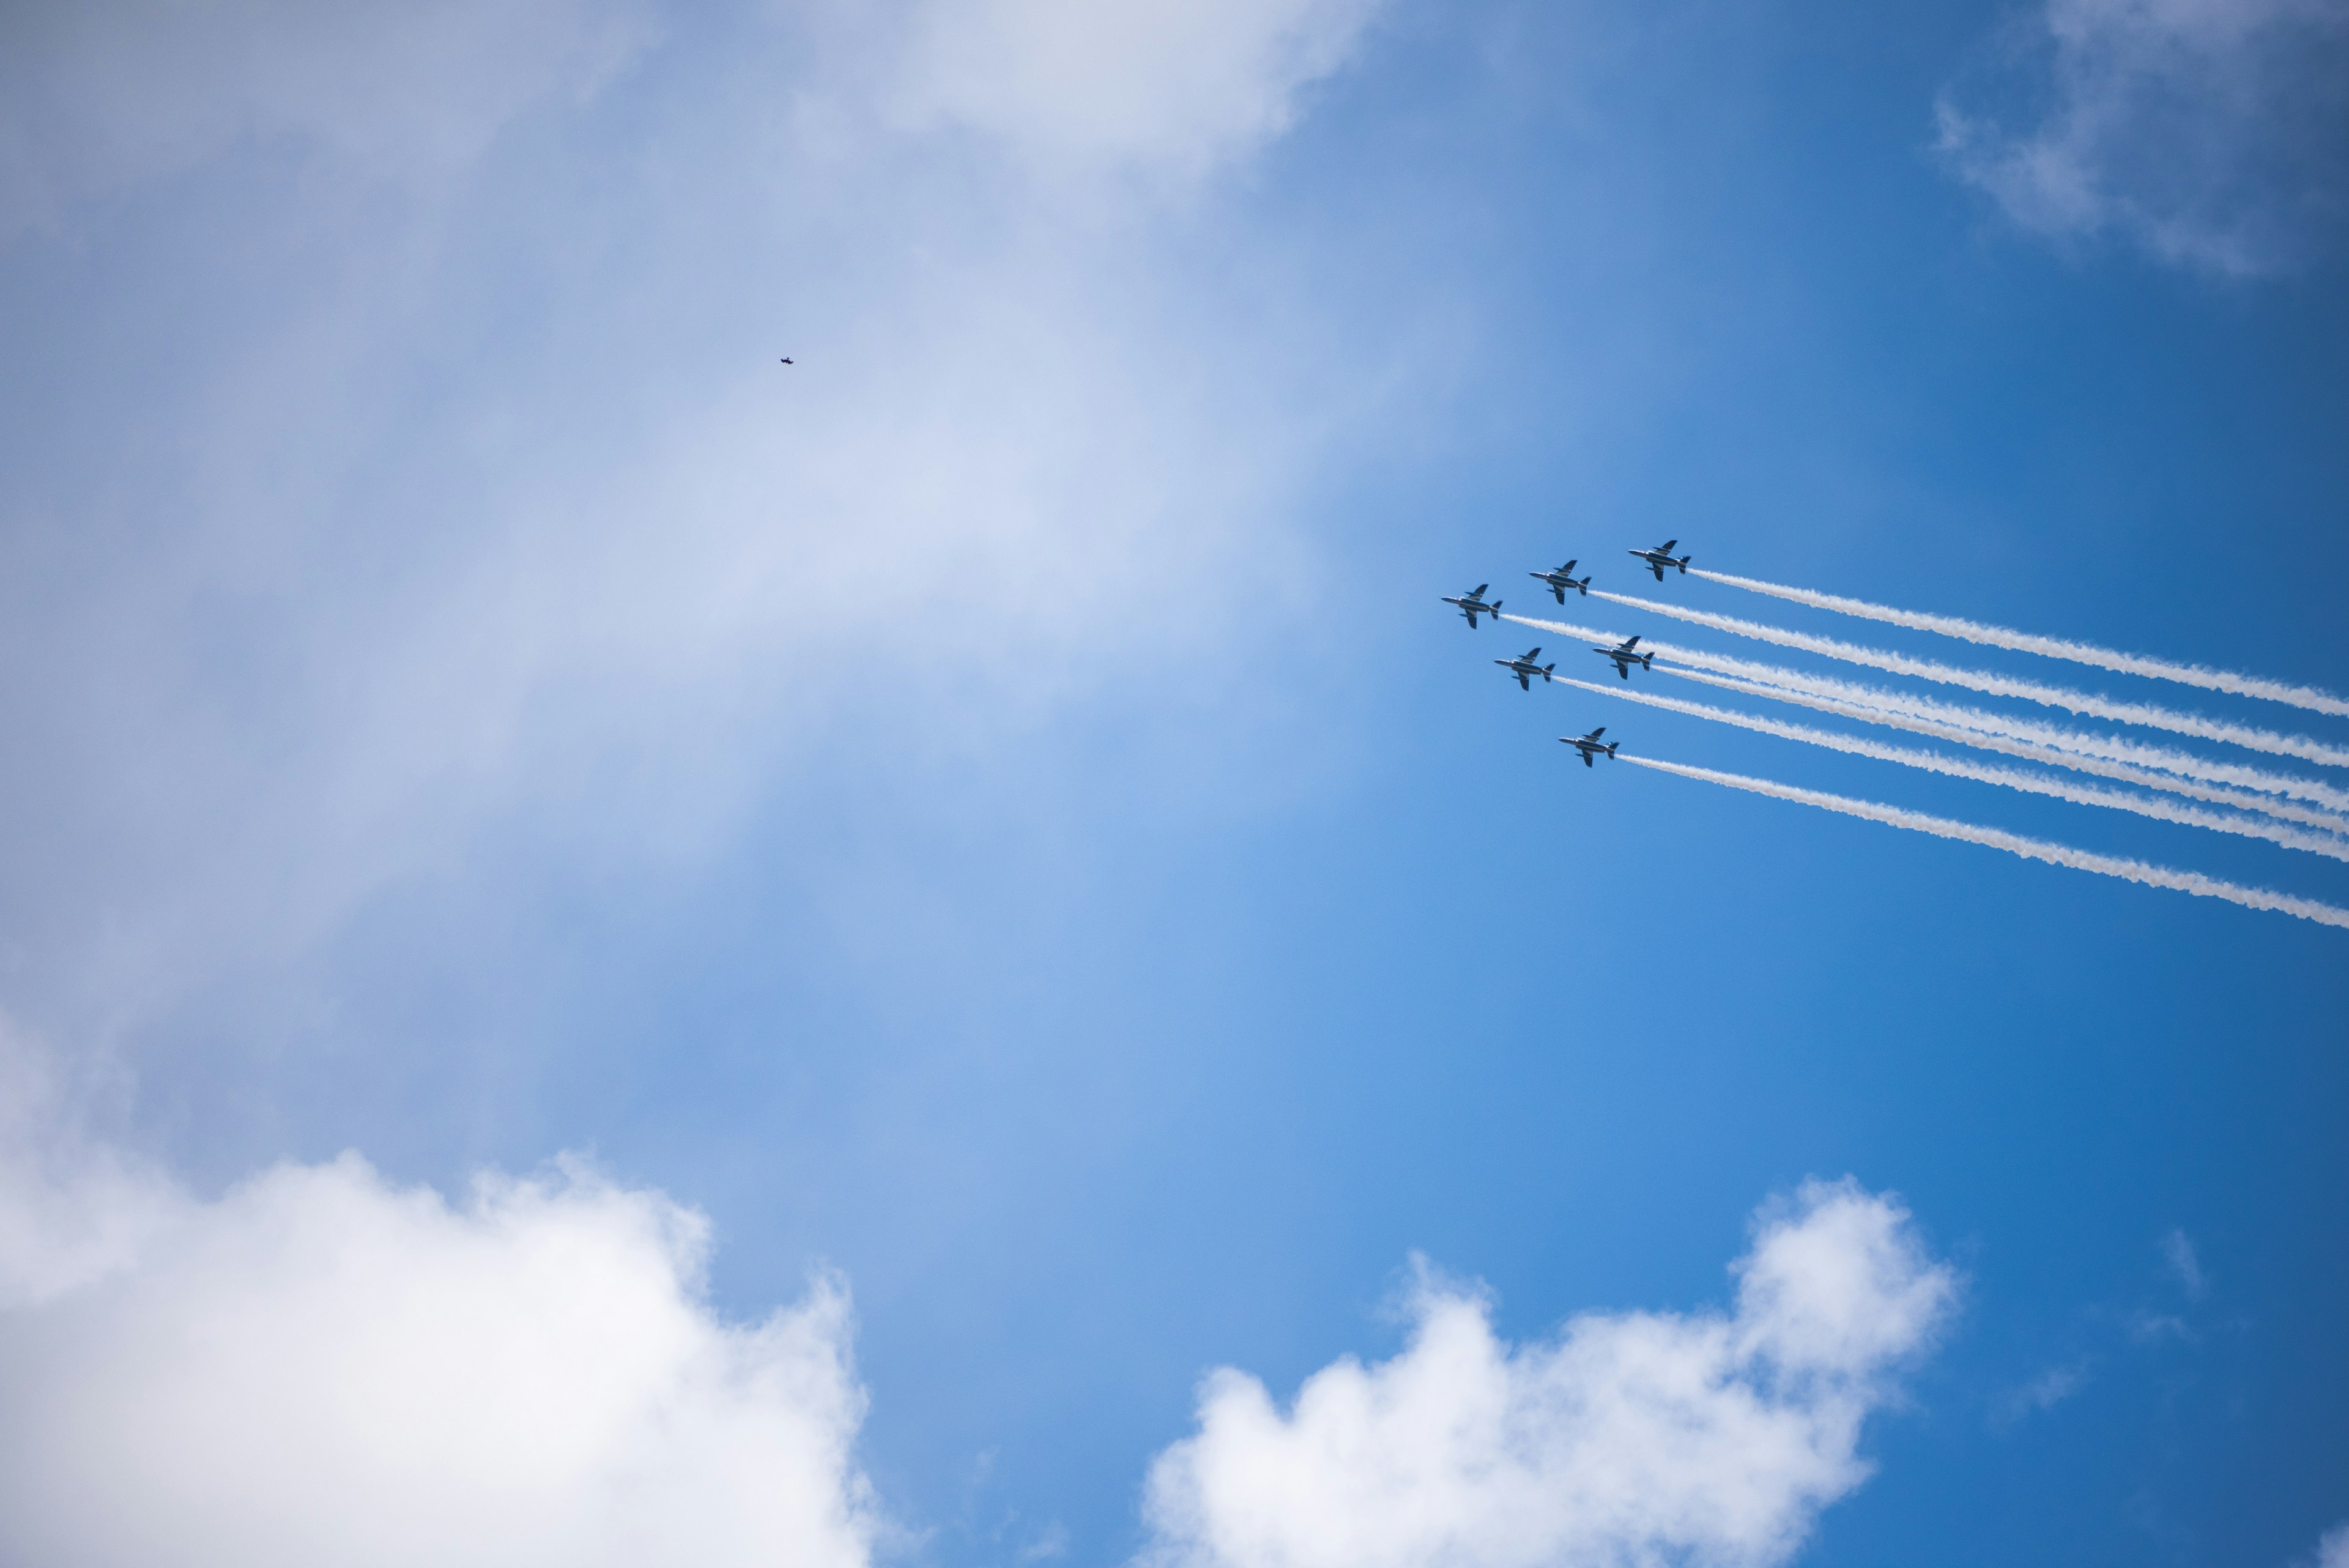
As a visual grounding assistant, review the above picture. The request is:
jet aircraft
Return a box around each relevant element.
[779,357,795,364]
[1592,634,1655,679]
[1627,538,1692,581]
[1529,560,1592,602]
[1560,726,1619,767]
[1442,584,1502,628]
[1494,646,1556,690]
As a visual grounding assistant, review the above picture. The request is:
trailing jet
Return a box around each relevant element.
[1529,559,1592,602]
[1560,726,1619,767]
[1494,646,1556,690]
[1592,634,1655,679]
[1627,538,1692,581]
[1442,584,1503,628]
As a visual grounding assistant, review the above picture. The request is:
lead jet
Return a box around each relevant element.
[1627,538,1692,581]
[1592,634,1655,679]
[1442,584,1503,628]
[1560,727,1619,767]
[1529,559,1592,603]
[1494,646,1556,690]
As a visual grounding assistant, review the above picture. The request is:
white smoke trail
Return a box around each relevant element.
[1588,587,2349,770]
[1617,754,2349,931]
[1505,613,2349,816]
[1548,674,2349,862]
[1688,567,2349,720]
[1656,662,2349,835]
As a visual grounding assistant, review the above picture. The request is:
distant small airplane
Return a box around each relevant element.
[779,357,795,365]
[1494,646,1556,690]
[1442,584,1502,628]
[1592,634,1655,679]
[1529,560,1592,603]
[1627,538,1691,581]
[1560,726,1619,767]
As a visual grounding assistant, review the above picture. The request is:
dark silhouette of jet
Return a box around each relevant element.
[1560,727,1619,767]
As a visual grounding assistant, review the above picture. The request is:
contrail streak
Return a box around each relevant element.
[1657,661,2349,834]
[1587,587,2349,770]
[1688,567,2349,719]
[1618,754,2349,931]
[1501,613,2349,814]
[1548,674,2349,861]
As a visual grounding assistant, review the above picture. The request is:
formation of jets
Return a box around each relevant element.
[1444,538,1699,770]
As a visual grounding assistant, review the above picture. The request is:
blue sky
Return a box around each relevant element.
[1,2,2345,1565]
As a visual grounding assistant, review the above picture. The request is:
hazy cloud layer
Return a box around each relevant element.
[1140,1180,1958,1568]
[0,0,658,235]
[0,0,1387,1042]
[1937,0,2349,275]
[0,1030,875,1568]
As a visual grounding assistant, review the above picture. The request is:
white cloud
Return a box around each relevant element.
[2160,1227,2208,1298]
[1937,0,2349,275]
[885,0,1383,179]
[0,1033,877,1568]
[2309,1522,2349,1568]
[1139,1179,1958,1568]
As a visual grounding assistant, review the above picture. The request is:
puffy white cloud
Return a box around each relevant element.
[1140,1180,1956,1568]
[886,0,1383,178]
[2311,1522,2349,1568]
[0,1031,877,1568]
[1936,0,2349,275]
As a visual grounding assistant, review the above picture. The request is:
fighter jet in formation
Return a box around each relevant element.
[1443,584,1504,628]
[1592,634,1655,679]
[1494,647,1556,690]
[1627,538,1692,581]
[1529,559,1592,603]
[1560,727,1619,767]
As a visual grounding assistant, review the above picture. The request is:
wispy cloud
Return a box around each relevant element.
[885,0,1382,181]
[2160,1228,2209,1299]
[1139,1180,1957,1568]
[1991,1362,2090,1428]
[1935,0,2349,275]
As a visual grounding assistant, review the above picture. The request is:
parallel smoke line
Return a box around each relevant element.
[1547,674,2349,862]
[1657,662,2349,835]
[1618,754,2349,931]
[1688,567,2349,719]
[1502,614,2349,814]
[1588,587,2349,770]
